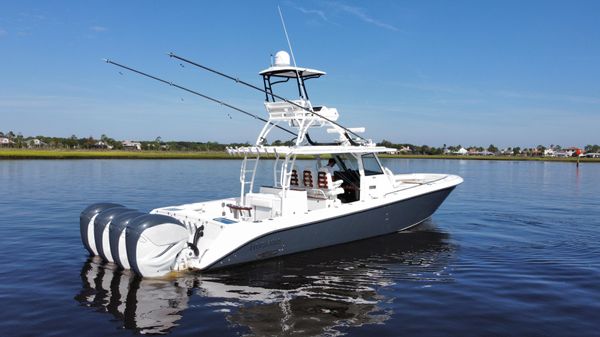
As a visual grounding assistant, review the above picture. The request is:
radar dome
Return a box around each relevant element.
[274,51,290,67]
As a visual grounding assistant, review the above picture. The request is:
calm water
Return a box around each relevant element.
[0,159,599,336]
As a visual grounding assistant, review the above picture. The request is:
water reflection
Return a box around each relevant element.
[74,222,454,335]
[74,256,193,334]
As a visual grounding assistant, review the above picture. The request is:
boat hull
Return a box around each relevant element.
[206,186,455,270]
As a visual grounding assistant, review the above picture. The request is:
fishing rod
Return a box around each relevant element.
[103,59,297,138]
[168,53,367,143]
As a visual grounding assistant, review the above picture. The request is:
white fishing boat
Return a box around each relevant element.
[80,50,463,277]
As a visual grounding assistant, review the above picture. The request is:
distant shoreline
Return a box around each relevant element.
[1,149,599,162]
[378,154,600,163]
[0,149,233,159]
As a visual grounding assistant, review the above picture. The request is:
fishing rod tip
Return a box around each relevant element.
[102,58,110,63]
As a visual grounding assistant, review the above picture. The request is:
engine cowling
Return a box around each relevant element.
[94,207,135,262]
[126,214,189,278]
[109,210,146,270]
[80,203,123,255]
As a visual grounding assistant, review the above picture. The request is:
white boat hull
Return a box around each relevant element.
[206,185,455,270]
[80,173,461,277]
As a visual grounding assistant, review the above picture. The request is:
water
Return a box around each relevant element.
[0,159,599,336]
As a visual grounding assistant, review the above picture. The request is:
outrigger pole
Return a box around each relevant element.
[103,59,297,138]
[168,53,368,143]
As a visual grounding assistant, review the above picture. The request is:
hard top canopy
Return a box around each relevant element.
[228,145,396,156]
[259,66,326,79]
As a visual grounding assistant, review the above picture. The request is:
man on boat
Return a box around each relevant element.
[324,158,337,175]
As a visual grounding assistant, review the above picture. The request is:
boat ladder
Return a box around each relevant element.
[240,151,260,205]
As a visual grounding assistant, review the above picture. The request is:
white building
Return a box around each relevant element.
[398,145,411,153]
[0,137,14,146]
[94,141,113,149]
[122,140,142,151]
[27,139,47,148]
[454,147,468,155]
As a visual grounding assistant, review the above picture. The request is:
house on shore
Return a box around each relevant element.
[467,148,494,156]
[453,147,468,155]
[122,141,142,151]
[471,150,495,156]
[94,141,113,150]
[27,139,47,148]
[0,137,14,147]
[398,145,411,154]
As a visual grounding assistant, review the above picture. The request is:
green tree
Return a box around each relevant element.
[86,136,96,149]
[378,139,394,148]
[15,133,24,148]
[585,144,599,153]
[66,135,78,148]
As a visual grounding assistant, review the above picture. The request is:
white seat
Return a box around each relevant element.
[317,168,344,199]
[303,168,328,200]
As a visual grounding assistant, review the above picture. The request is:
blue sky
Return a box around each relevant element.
[1,0,598,147]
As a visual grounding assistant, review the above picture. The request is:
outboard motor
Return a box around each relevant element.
[80,203,123,255]
[94,207,135,262]
[126,214,189,278]
[109,210,146,270]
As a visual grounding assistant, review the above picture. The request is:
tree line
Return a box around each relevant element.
[1,131,598,155]
[377,140,600,156]
[0,131,251,151]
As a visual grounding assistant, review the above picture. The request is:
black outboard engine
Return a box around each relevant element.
[80,203,123,255]
[109,210,146,270]
[126,214,189,277]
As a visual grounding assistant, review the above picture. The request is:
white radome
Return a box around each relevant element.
[274,50,291,66]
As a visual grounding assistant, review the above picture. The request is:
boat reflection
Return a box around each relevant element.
[74,256,194,334]
[74,222,454,335]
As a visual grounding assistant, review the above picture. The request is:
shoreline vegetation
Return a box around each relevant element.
[1,133,598,161]
[1,148,599,162]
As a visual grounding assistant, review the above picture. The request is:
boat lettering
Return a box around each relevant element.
[249,239,282,252]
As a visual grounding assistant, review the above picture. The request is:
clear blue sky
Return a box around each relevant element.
[1,0,598,148]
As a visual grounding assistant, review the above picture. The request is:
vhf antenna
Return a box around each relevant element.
[278,5,305,99]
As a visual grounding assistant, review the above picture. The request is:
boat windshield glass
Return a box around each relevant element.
[362,153,384,176]
[335,154,359,172]
[332,154,361,203]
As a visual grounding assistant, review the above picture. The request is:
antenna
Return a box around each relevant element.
[278,5,298,69]
[278,5,307,100]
